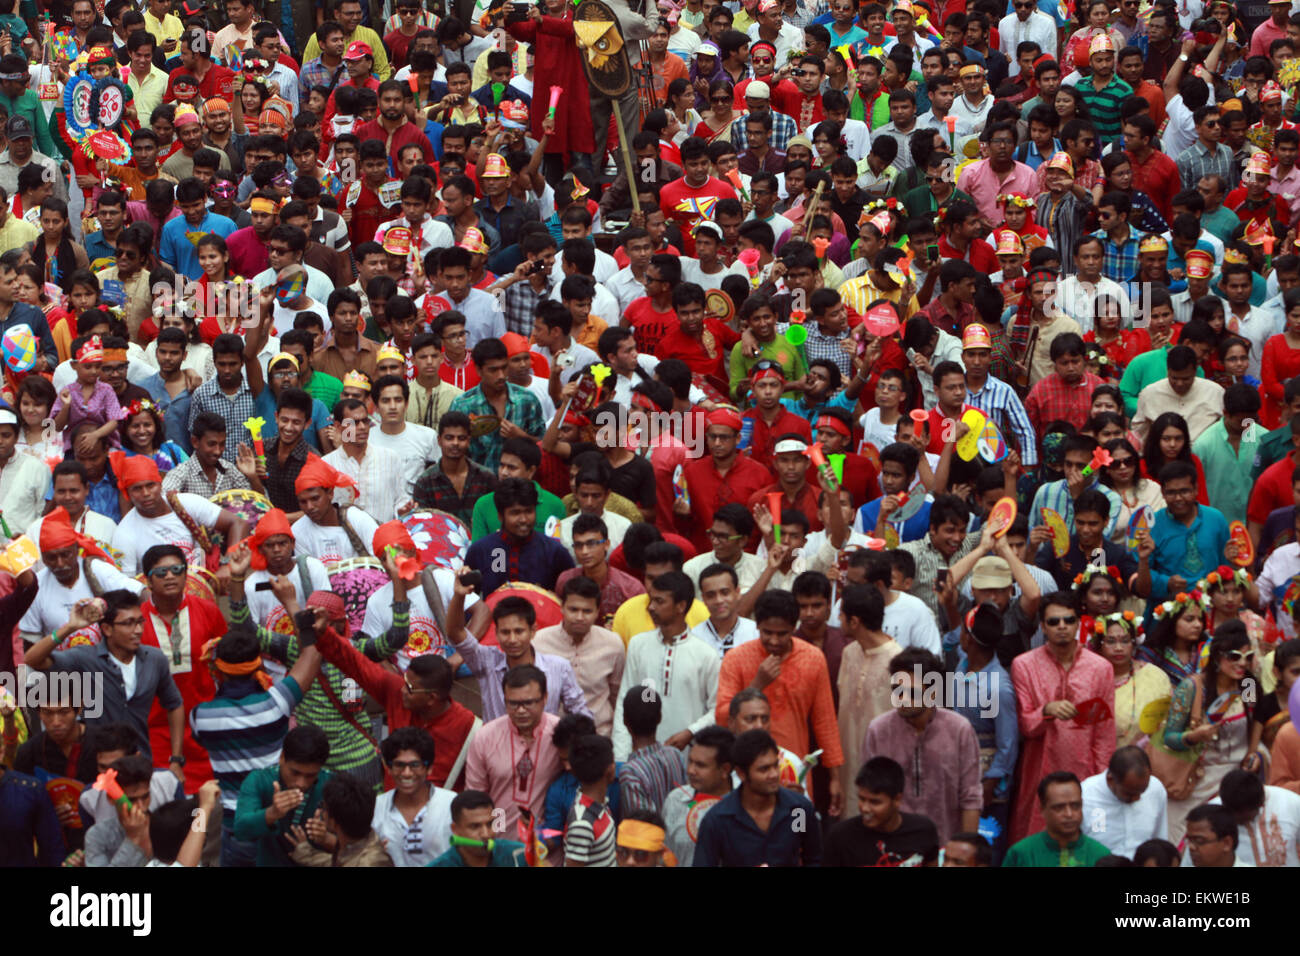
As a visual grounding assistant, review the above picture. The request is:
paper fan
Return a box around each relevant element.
[1138,697,1171,735]
[63,73,97,140]
[704,288,734,324]
[90,77,129,132]
[82,129,132,166]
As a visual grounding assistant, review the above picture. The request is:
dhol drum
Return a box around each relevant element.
[328,556,390,636]
[210,489,272,550]
[400,509,471,568]
[481,582,563,647]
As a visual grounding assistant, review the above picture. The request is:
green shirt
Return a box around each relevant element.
[1252,424,1294,481]
[303,370,344,413]
[902,184,975,222]
[1202,205,1242,244]
[1192,418,1259,525]
[233,764,333,867]
[1003,830,1112,867]
[471,480,566,539]
[1118,345,1204,417]
[728,334,808,403]
[0,89,59,159]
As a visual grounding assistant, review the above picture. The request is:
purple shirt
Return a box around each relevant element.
[124,201,181,252]
[52,379,122,450]
[861,707,984,844]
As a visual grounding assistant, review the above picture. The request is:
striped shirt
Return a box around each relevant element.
[563,793,618,867]
[190,677,304,817]
[618,742,689,815]
[229,598,411,783]
[964,376,1039,467]
[1175,141,1238,193]
[1075,75,1132,144]
[1029,478,1124,539]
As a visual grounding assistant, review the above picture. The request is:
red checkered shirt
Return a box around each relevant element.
[1024,371,1105,435]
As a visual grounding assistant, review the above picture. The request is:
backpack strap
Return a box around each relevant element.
[444,716,482,790]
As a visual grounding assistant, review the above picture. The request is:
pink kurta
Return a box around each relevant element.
[1010,645,1117,842]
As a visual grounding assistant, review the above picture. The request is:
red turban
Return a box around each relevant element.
[38,507,112,562]
[373,520,416,556]
[705,407,742,431]
[109,452,163,497]
[294,457,358,497]
[307,590,350,637]
[240,508,294,571]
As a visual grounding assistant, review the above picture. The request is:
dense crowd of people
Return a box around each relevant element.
[4,0,1300,869]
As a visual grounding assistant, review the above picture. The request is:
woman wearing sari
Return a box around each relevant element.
[696,80,737,144]
[1159,623,1262,843]
[1093,610,1171,748]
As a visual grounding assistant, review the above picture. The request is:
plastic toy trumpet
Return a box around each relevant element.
[93,769,133,811]
[244,416,267,468]
[548,85,561,119]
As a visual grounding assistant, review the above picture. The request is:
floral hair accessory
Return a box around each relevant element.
[997,193,1035,210]
[1153,589,1205,620]
[126,398,160,418]
[1072,563,1121,591]
[1095,609,1144,644]
[1199,564,1252,592]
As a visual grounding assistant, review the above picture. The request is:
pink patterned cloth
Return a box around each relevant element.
[1010,645,1117,843]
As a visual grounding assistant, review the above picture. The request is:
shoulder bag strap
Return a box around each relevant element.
[444,716,482,789]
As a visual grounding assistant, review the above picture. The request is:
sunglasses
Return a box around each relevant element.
[1109,457,1135,467]
[1045,615,1078,627]
[147,565,187,578]
[1221,650,1255,663]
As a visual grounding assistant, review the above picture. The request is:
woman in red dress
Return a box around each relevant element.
[1260,287,1300,428]
[1141,411,1210,505]
[1084,292,1149,376]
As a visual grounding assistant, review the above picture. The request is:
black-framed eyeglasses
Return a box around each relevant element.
[752,359,781,373]
[390,759,429,771]
[1045,615,1078,627]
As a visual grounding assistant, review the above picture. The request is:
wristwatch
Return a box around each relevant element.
[169,755,187,767]
[1178,53,1189,62]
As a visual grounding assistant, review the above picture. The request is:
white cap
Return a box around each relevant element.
[746,80,771,100]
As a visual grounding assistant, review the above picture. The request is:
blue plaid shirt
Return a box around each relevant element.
[1092,226,1142,285]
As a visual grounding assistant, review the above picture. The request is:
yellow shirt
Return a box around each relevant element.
[0,215,38,255]
[301,26,392,81]
[838,272,919,320]
[144,11,183,51]
[471,44,530,90]
[612,594,709,647]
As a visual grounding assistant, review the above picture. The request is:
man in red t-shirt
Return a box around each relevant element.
[679,407,774,552]
[660,136,738,256]
[658,278,741,383]
[624,252,682,353]
[166,30,236,101]
[343,139,401,249]
[770,54,827,133]
[324,41,383,131]
[354,78,435,167]
[742,363,813,472]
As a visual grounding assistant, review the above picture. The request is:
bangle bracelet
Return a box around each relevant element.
[230,574,246,583]
[51,630,66,647]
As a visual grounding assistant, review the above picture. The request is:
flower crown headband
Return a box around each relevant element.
[1152,589,1206,620]
[1199,564,1251,593]
[1072,563,1120,591]
[1094,609,1144,644]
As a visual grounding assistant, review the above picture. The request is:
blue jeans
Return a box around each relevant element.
[220,824,258,868]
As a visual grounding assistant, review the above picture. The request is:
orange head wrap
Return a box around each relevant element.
[372,520,421,580]
[109,452,163,497]
[238,507,294,571]
[200,637,272,690]
[294,457,359,498]
[38,507,112,563]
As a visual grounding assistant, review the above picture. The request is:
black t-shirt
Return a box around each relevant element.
[823,812,940,867]
[1254,692,1283,727]
[610,454,655,512]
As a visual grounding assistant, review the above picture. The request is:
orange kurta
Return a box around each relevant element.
[715,637,843,769]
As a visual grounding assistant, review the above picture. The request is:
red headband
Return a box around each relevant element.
[815,414,850,438]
